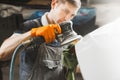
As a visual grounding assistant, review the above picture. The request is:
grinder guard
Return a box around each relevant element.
[57,21,82,46]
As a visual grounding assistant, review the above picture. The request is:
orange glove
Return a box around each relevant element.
[31,24,61,43]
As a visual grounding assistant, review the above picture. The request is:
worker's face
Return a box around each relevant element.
[51,1,80,24]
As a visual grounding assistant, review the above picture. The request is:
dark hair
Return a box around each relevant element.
[58,0,81,8]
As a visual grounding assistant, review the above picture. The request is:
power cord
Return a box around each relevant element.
[9,40,31,80]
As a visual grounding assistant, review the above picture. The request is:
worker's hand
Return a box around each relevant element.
[31,24,61,43]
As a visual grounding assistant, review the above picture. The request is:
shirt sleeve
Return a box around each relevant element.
[19,17,42,32]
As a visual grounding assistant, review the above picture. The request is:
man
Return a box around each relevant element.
[0,0,81,80]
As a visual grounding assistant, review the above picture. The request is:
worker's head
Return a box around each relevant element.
[48,0,81,24]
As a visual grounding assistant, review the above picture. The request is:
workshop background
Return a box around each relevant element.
[0,0,120,80]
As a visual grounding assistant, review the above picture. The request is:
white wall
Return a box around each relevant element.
[90,0,120,4]
[88,0,120,26]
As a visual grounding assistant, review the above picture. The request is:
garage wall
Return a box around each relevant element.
[90,0,120,4]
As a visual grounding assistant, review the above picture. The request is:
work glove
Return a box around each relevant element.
[62,44,78,80]
[31,24,61,43]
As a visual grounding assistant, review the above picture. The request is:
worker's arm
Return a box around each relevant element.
[0,31,31,61]
[0,24,61,61]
